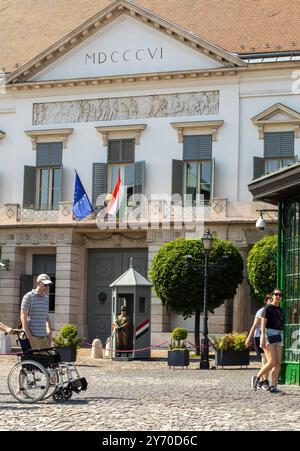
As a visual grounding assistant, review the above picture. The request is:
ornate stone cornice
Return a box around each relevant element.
[171,120,224,142]
[25,128,74,150]
[251,103,300,138]
[6,67,243,92]
[96,124,147,146]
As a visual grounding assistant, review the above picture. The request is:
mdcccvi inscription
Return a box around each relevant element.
[85,47,164,64]
[33,91,219,125]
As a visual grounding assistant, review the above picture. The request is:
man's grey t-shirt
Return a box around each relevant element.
[21,289,49,337]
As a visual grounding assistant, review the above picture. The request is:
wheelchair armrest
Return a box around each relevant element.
[26,346,59,354]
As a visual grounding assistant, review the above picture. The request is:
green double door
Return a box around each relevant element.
[87,249,148,343]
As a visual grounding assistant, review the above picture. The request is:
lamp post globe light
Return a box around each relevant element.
[201,229,213,370]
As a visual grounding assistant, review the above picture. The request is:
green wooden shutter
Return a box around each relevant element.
[36,142,63,167]
[172,160,184,203]
[264,132,294,158]
[134,161,145,194]
[253,157,265,179]
[92,163,107,206]
[108,140,121,163]
[264,133,280,158]
[23,166,36,208]
[183,135,212,160]
[279,132,294,157]
[108,139,135,163]
[122,139,135,163]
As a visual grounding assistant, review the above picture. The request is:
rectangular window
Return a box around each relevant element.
[184,161,212,203]
[265,158,295,174]
[37,167,61,210]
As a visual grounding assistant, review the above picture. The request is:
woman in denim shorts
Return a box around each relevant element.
[246,294,272,390]
[251,289,284,393]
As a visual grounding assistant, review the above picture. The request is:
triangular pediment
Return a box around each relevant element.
[252,103,300,124]
[7,0,245,84]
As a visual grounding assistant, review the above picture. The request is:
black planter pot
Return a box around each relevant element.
[55,346,77,362]
[215,350,249,368]
[168,349,189,368]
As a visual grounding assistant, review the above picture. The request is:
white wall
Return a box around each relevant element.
[239,69,300,202]
[0,79,240,205]
[1,67,300,206]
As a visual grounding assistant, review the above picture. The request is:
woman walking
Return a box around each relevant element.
[246,294,272,390]
[251,289,285,393]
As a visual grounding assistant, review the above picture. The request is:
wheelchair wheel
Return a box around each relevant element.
[63,386,73,400]
[8,360,50,404]
[52,387,66,402]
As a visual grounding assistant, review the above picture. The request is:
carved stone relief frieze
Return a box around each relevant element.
[33,91,219,125]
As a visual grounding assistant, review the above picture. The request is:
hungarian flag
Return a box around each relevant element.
[106,173,126,218]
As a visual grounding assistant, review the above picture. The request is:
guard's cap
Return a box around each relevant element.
[37,274,53,285]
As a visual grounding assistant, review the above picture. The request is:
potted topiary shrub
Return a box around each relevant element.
[167,327,189,368]
[209,333,249,368]
[52,324,81,362]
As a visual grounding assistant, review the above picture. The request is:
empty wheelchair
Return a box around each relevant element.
[7,331,87,403]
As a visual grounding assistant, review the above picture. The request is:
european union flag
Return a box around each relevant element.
[72,171,94,220]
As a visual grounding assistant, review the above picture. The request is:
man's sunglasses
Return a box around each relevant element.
[273,292,283,297]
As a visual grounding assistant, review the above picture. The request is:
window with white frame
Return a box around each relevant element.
[184,160,212,203]
[183,135,214,204]
[108,139,135,202]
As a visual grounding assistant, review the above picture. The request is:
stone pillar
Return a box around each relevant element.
[232,248,252,332]
[54,244,83,333]
[0,246,26,327]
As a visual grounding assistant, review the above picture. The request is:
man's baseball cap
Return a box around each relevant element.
[37,274,53,285]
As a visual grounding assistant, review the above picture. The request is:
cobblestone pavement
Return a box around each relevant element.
[0,353,300,431]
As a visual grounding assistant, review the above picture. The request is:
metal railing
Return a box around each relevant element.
[1,200,213,224]
[18,206,59,222]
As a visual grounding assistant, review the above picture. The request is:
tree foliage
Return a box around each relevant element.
[247,234,278,301]
[149,238,244,316]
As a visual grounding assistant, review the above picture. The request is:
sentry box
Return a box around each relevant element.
[110,258,152,360]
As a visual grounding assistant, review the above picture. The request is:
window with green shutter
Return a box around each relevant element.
[23,142,63,210]
[92,138,144,208]
[36,142,63,210]
[264,132,296,174]
[177,135,214,204]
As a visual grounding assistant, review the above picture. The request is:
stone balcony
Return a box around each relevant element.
[0,199,275,228]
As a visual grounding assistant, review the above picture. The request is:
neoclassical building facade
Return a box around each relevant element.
[2,0,300,342]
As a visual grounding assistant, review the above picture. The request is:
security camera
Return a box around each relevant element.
[256,215,266,231]
[184,254,193,265]
[0,260,9,270]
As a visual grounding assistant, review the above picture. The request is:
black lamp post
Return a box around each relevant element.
[200,229,213,369]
